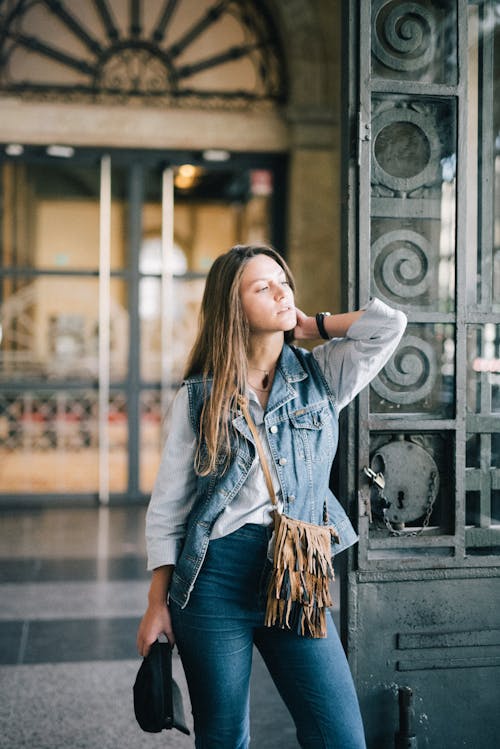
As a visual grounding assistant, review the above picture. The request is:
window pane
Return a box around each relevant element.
[139,166,274,384]
[1,162,101,271]
[370,96,456,312]
[0,276,129,384]
[468,4,500,311]
[465,431,499,553]
[0,276,99,382]
[139,388,181,495]
[140,390,162,495]
[0,390,98,493]
[466,324,500,415]
[107,391,128,494]
[371,0,458,85]
[466,433,481,469]
[140,275,204,384]
[493,10,500,312]
[0,388,129,494]
[370,323,455,417]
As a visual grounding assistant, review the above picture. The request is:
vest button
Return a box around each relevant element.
[288,495,295,502]
[270,425,278,434]
[278,457,287,466]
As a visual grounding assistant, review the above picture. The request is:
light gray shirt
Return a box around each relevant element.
[146,297,407,569]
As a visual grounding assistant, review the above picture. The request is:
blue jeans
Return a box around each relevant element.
[170,524,366,749]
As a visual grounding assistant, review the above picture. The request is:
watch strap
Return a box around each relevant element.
[315,312,331,340]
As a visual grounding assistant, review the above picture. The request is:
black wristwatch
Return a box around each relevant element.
[315,312,332,340]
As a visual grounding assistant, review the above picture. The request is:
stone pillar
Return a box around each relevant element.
[287,117,342,316]
[273,0,344,315]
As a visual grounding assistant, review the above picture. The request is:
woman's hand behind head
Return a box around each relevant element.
[293,308,319,340]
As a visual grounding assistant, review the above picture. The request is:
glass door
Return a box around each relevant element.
[137,158,282,497]
[0,147,284,503]
[0,155,104,497]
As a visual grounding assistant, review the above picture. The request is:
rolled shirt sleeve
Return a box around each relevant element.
[145,386,197,570]
[312,297,407,413]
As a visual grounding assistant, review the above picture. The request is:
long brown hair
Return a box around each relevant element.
[184,244,296,475]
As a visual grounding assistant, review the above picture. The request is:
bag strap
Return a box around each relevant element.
[238,395,277,507]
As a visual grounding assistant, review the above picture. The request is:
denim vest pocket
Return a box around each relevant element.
[290,402,334,463]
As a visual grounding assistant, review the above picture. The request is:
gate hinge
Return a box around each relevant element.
[358,489,372,523]
[358,113,371,166]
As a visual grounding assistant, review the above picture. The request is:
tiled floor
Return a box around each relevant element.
[0,506,315,748]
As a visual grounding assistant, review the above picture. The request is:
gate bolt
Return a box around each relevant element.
[395,686,418,749]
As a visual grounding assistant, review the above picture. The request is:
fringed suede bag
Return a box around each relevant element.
[239,396,339,639]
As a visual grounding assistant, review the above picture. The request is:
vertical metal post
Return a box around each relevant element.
[161,167,175,436]
[477,0,495,530]
[478,0,495,315]
[96,506,110,580]
[127,164,143,498]
[454,0,471,555]
[98,155,111,504]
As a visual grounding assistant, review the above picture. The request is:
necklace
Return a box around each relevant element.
[248,383,270,393]
[248,365,275,391]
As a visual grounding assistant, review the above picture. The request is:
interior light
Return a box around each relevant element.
[46,145,75,158]
[175,164,204,191]
[5,144,24,156]
[174,174,195,189]
[202,149,231,162]
[178,164,197,178]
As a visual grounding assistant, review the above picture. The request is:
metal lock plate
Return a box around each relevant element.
[371,441,439,524]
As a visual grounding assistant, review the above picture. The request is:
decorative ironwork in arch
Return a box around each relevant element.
[0,0,286,108]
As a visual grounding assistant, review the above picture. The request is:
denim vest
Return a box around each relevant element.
[169,343,358,608]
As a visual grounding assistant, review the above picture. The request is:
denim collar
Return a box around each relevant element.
[262,344,306,415]
[187,344,308,422]
[276,344,307,383]
[232,344,307,440]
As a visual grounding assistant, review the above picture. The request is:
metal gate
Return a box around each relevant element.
[343,1,500,746]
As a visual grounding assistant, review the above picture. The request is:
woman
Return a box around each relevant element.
[137,244,407,748]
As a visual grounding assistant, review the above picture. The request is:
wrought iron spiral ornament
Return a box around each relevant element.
[371,335,436,405]
[372,104,440,192]
[372,0,435,73]
[371,230,431,303]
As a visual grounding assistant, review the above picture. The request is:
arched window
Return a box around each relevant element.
[0,0,286,107]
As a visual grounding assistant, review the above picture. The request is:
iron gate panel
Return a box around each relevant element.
[344,1,500,746]
[355,572,500,747]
